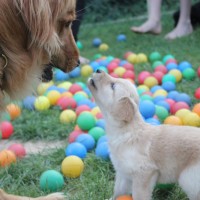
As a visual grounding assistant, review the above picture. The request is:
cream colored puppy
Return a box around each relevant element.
[88,70,200,200]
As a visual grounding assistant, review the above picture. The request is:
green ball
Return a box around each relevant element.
[97,66,108,73]
[40,170,64,192]
[106,56,114,62]
[89,127,105,142]
[162,74,176,84]
[1,113,11,121]
[73,94,86,103]
[93,54,102,60]
[162,54,175,64]
[182,68,196,80]
[152,61,163,69]
[76,41,83,49]
[140,95,153,101]
[155,106,169,121]
[76,82,87,89]
[149,52,162,63]
[77,112,96,131]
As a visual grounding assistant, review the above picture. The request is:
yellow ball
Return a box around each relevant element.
[91,107,101,116]
[153,89,168,97]
[137,53,148,63]
[34,96,50,111]
[175,109,191,121]
[144,76,158,88]
[164,115,183,125]
[137,85,150,92]
[127,53,138,64]
[114,67,126,77]
[169,69,182,82]
[81,65,93,77]
[60,109,76,124]
[57,82,72,90]
[183,113,200,127]
[99,43,109,51]
[37,82,53,95]
[47,90,61,105]
[61,156,84,178]
[75,91,88,98]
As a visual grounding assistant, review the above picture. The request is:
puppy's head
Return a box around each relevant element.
[88,70,139,123]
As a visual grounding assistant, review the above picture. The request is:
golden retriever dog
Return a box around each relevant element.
[88,69,200,200]
[0,0,79,199]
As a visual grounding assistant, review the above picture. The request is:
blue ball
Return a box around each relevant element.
[75,134,95,151]
[145,118,161,125]
[77,99,96,108]
[153,96,166,104]
[119,60,128,66]
[65,142,87,159]
[93,38,102,47]
[156,100,170,111]
[90,61,100,71]
[166,63,178,71]
[167,91,179,100]
[98,60,110,67]
[117,34,126,41]
[23,96,36,110]
[56,87,66,93]
[97,135,108,146]
[151,85,163,93]
[96,119,105,129]
[95,142,110,160]
[68,67,81,78]
[178,61,192,72]
[139,100,156,119]
[55,70,69,81]
[162,81,176,92]
[174,93,191,105]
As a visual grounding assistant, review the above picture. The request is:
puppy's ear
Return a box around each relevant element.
[112,97,135,123]
[16,0,53,47]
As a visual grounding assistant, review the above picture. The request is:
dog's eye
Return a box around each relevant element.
[111,83,115,90]
[64,21,71,28]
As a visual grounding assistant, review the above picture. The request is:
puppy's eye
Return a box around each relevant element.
[111,83,115,90]
[64,21,71,28]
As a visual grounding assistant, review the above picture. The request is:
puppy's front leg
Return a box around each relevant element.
[113,172,132,199]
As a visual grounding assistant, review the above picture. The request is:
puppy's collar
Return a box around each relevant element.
[0,46,8,90]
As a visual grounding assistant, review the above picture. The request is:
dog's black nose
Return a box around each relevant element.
[76,59,80,67]
[96,69,102,73]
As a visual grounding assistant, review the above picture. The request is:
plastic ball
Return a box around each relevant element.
[88,127,105,142]
[81,65,93,77]
[99,43,109,51]
[61,156,84,178]
[161,81,176,92]
[162,54,175,64]
[40,170,64,192]
[139,100,156,119]
[145,118,161,125]
[171,102,190,114]
[0,121,14,139]
[97,135,108,146]
[116,195,133,200]
[152,71,164,84]
[122,70,135,80]
[57,82,72,90]
[192,103,200,117]
[155,106,169,121]
[69,84,82,94]
[65,142,87,159]
[183,113,200,127]
[162,74,176,84]
[155,65,168,74]
[117,34,126,41]
[182,68,196,80]
[194,88,200,99]
[0,150,16,167]
[156,100,170,111]
[60,109,76,124]
[137,53,148,63]
[34,96,50,111]
[127,53,138,64]
[164,116,183,125]
[75,105,91,116]
[77,112,96,131]
[23,96,36,110]
[114,67,126,77]
[175,93,191,105]
[92,38,102,47]
[46,90,61,105]
[123,63,134,71]
[68,130,83,143]
[76,134,95,151]
[76,40,83,49]
[175,109,191,121]
[149,52,162,62]
[168,69,182,82]
[57,97,77,110]
[152,61,163,69]
[153,89,168,97]
[166,63,178,71]
[95,142,110,160]
[138,71,151,84]
[144,76,158,88]
[6,104,21,120]
[68,67,81,78]
[178,61,192,72]
[37,82,53,95]
[7,143,26,158]
[55,70,69,81]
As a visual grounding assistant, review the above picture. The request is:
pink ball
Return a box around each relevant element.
[57,97,77,110]
[122,70,135,80]
[194,87,200,99]
[110,72,119,78]
[152,71,164,84]
[123,63,134,71]
[155,65,168,74]
[76,105,91,116]
[96,113,103,119]
[137,71,151,84]
[7,143,26,158]
[112,58,121,64]
[69,84,82,94]
[123,51,133,59]
[165,98,176,108]
[197,67,200,78]
[0,121,14,139]
[107,62,118,73]
[171,102,190,114]
[68,130,83,143]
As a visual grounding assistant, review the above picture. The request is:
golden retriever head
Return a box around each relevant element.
[88,70,139,123]
[0,0,79,110]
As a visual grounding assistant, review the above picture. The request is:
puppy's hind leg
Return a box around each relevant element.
[178,163,200,200]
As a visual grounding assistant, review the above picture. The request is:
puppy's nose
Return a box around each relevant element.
[76,59,80,67]
[96,69,102,73]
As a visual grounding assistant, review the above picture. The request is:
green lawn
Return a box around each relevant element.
[1,14,200,199]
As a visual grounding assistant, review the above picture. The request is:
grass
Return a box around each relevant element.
[1,13,200,199]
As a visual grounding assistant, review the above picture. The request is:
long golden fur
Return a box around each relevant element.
[0,0,78,199]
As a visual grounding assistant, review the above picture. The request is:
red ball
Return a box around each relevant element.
[96,113,103,119]
[57,97,77,110]
[197,67,200,78]
[69,84,82,94]
[122,70,135,80]
[155,65,168,74]
[107,62,118,73]
[152,71,164,84]
[123,63,134,71]
[123,51,133,59]
[137,71,151,84]
[165,59,177,65]
[194,87,200,99]
[112,58,121,64]
[171,102,190,114]
[68,130,83,143]
[76,105,91,116]
[7,143,26,158]
[110,72,119,78]
[165,98,176,108]
[0,121,14,139]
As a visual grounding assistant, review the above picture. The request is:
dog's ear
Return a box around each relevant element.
[112,97,135,123]
[16,0,53,47]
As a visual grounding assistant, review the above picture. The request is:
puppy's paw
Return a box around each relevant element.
[44,192,66,200]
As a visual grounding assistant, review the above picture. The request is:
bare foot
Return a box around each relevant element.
[131,20,162,34]
[165,22,193,40]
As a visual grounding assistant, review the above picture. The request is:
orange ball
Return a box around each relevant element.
[6,104,21,120]
[164,115,183,125]
[193,103,200,117]
[0,150,17,167]
[116,195,133,200]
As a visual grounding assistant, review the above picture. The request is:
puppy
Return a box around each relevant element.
[88,70,200,200]
[0,0,79,199]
